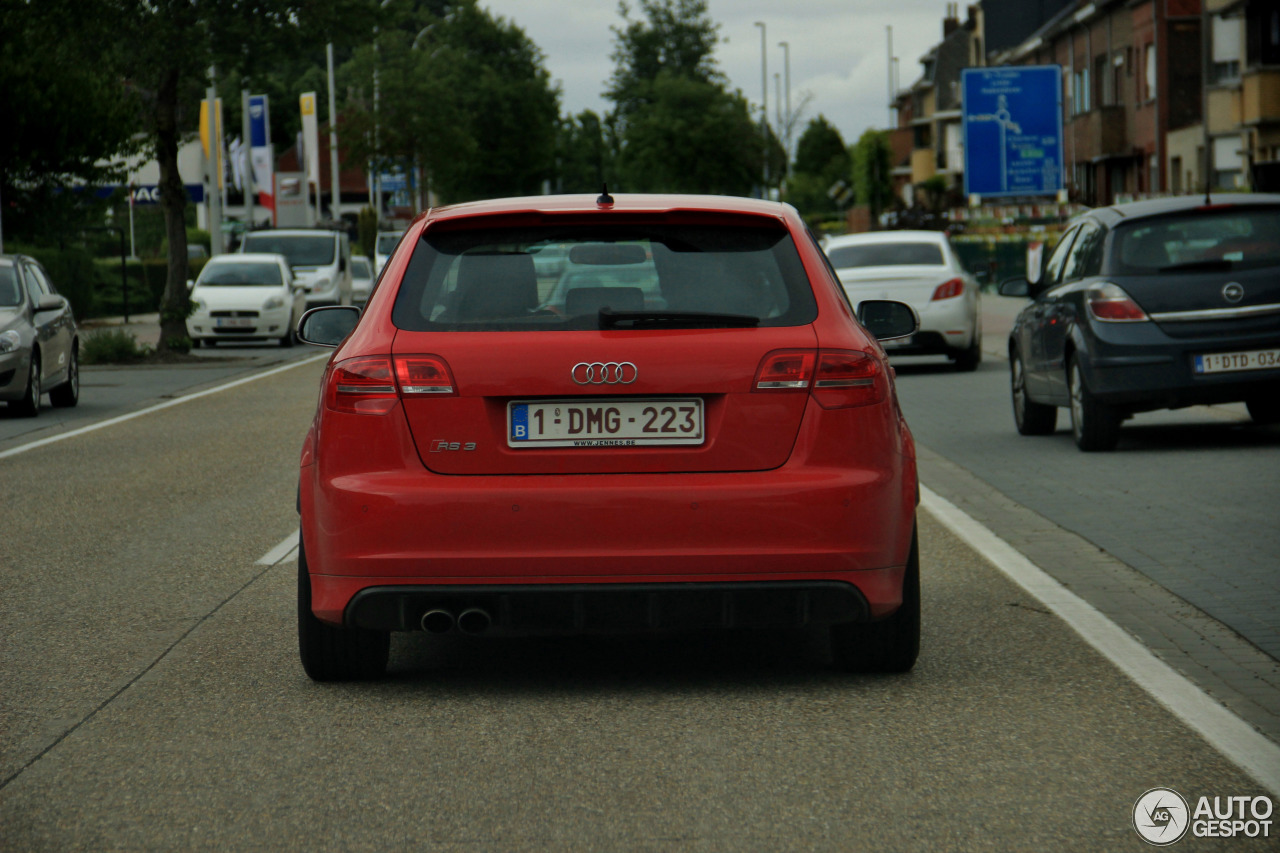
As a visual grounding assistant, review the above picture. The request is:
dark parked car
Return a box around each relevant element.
[1000,195,1280,451]
[0,255,79,416]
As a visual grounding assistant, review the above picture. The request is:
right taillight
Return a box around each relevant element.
[754,349,885,409]
[812,350,885,409]
[1086,282,1149,322]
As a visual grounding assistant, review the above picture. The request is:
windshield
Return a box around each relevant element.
[391,224,816,332]
[0,264,20,307]
[198,261,284,286]
[242,233,335,267]
[827,242,945,269]
[1112,207,1280,274]
[376,233,402,254]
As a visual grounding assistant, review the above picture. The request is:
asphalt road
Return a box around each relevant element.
[2,329,1278,849]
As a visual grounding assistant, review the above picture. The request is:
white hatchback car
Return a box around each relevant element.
[824,230,982,371]
[187,253,307,347]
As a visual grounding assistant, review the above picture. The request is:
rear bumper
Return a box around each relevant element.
[1080,328,1280,411]
[342,580,873,634]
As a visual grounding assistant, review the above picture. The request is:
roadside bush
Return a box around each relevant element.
[358,205,377,259]
[81,328,153,364]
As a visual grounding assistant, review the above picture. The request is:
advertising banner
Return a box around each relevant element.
[249,94,274,212]
[300,92,320,190]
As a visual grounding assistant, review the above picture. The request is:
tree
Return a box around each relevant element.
[852,129,894,226]
[0,2,139,247]
[99,0,370,353]
[606,0,766,195]
[786,116,850,218]
[793,117,849,180]
[340,0,559,205]
[555,111,617,193]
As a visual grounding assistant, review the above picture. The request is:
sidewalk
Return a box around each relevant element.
[79,313,162,348]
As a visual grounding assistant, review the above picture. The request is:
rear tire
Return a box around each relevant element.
[1011,349,1056,435]
[830,525,920,673]
[1246,395,1280,425]
[11,353,40,417]
[1069,356,1120,451]
[49,347,79,408]
[298,539,389,682]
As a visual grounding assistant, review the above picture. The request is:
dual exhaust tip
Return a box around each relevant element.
[420,607,491,635]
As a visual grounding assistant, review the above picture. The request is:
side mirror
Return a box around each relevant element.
[998,277,1030,298]
[36,294,64,312]
[297,305,360,348]
[857,300,918,340]
[186,279,196,291]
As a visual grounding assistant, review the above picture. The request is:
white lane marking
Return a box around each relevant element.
[257,530,300,565]
[921,484,1280,796]
[0,354,329,462]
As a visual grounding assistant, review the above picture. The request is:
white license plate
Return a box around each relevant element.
[215,318,254,328]
[1193,348,1280,375]
[508,399,704,447]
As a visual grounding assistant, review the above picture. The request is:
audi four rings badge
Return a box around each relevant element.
[572,362,638,384]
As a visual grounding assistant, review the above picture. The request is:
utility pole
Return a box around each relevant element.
[755,21,768,194]
[778,41,791,158]
[206,67,223,256]
[327,43,341,222]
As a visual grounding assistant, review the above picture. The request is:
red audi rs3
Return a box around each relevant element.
[295,192,922,680]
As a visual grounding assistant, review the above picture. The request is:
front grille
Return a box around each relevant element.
[210,310,260,318]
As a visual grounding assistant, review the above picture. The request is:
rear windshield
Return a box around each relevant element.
[198,261,283,286]
[826,242,944,269]
[241,233,335,267]
[391,224,817,332]
[1112,207,1280,274]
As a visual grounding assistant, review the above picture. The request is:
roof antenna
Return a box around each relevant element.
[596,183,615,206]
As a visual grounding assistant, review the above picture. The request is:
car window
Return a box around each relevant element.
[826,242,944,268]
[198,262,284,286]
[1042,226,1080,287]
[1112,207,1280,274]
[25,262,54,299]
[1061,222,1105,281]
[241,234,336,267]
[352,257,373,279]
[0,264,21,307]
[392,223,817,332]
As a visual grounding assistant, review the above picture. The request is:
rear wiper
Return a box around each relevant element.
[1157,259,1234,273]
[598,308,760,329]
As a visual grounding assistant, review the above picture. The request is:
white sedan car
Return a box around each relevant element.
[824,230,982,371]
[187,253,308,347]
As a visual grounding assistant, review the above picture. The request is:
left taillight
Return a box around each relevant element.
[1086,282,1149,322]
[326,354,457,415]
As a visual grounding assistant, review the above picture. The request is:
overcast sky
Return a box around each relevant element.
[480,0,953,147]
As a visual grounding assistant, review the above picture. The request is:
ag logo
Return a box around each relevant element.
[1133,788,1190,846]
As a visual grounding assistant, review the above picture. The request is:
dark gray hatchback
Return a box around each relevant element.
[1000,195,1280,451]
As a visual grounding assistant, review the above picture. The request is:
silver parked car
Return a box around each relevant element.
[0,254,79,416]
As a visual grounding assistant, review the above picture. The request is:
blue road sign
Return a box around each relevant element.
[963,66,1064,198]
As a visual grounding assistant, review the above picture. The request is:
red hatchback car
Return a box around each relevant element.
[295,193,921,680]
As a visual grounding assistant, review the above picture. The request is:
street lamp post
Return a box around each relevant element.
[326,42,341,222]
[778,41,791,159]
[754,21,768,194]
